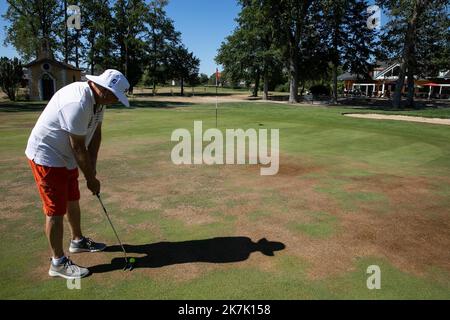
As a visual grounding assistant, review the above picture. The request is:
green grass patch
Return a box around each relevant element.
[1,101,449,299]
[315,178,390,213]
[288,211,338,238]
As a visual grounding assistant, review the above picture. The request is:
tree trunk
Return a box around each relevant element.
[152,28,157,96]
[91,44,95,74]
[64,0,68,64]
[263,71,269,100]
[124,38,128,83]
[406,67,415,107]
[288,54,299,103]
[287,0,312,104]
[6,87,16,101]
[332,62,338,104]
[253,69,260,97]
[392,0,425,108]
[75,30,80,69]
[393,64,406,108]
[180,78,184,96]
[332,11,339,105]
[90,38,95,75]
[124,53,128,80]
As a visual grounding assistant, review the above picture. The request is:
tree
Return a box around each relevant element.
[216,0,282,99]
[322,0,377,103]
[3,0,64,61]
[144,0,181,95]
[167,45,200,96]
[113,0,148,93]
[341,1,377,80]
[78,0,115,74]
[414,1,450,81]
[61,0,81,66]
[199,73,209,85]
[216,28,259,95]
[0,57,23,101]
[378,0,450,108]
[63,0,68,63]
[296,0,331,97]
[264,0,313,103]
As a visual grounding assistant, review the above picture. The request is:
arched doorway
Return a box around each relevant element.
[41,73,54,100]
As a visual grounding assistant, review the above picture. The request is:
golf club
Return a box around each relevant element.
[96,193,134,271]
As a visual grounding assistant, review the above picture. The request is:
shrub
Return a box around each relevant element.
[309,84,331,97]
[0,57,23,101]
[275,82,290,92]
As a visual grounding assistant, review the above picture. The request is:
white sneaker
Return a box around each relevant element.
[48,257,90,279]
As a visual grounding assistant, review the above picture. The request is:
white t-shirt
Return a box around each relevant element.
[25,82,104,169]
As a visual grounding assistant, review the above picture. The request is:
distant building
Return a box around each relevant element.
[23,40,82,101]
[338,61,450,99]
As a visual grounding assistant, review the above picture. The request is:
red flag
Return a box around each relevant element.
[216,68,220,86]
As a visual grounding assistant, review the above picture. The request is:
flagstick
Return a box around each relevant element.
[215,69,218,128]
[215,84,218,128]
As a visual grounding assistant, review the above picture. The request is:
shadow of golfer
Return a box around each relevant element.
[89,237,285,274]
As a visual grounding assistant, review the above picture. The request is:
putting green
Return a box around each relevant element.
[0,101,449,299]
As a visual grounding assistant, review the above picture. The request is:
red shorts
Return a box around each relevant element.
[28,159,80,217]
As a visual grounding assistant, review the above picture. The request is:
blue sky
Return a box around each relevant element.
[166,0,240,75]
[0,0,384,75]
[0,0,18,59]
[0,0,241,75]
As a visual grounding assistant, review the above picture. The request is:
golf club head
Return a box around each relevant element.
[123,263,134,271]
[123,258,135,271]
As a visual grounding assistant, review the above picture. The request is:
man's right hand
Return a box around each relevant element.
[70,134,100,195]
[87,177,101,195]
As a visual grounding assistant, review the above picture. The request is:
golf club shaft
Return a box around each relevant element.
[96,194,128,261]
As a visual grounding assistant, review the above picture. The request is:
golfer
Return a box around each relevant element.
[25,69,130,279]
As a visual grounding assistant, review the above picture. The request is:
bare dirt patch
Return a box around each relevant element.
[107,191,162,212]
[40,152,450,283]
[130,93,253,105]
[164,206,218,226]
[277,161,323,177]
[225,160,450,279]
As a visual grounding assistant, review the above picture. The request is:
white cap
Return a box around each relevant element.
[86,69,130,107]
